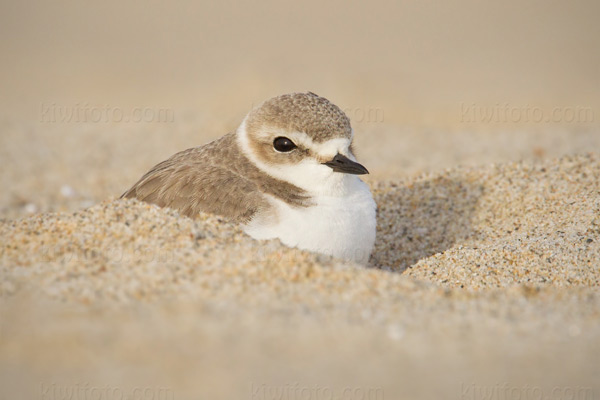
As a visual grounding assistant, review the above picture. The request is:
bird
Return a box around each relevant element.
[121,92,377,264]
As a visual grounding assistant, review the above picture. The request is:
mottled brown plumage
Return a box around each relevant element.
[121,132,310,222]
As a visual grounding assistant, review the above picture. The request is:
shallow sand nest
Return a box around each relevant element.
[1,153,599,399]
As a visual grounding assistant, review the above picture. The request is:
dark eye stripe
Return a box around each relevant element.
[273,137,297,152]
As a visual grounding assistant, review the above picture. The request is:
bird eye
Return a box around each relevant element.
[273,137,297,152]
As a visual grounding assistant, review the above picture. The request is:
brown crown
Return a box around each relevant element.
[245,92,352,142]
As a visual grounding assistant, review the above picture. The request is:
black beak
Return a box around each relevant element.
[323,154,369,175]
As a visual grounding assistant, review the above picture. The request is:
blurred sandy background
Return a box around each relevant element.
[1,0,600,123]
[1,0,600,218]
[1,1,600,399]
[1,0,599,218]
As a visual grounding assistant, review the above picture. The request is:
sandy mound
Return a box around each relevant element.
[1,153,599,399]
[3,153,598,299]
[375,153,600,287]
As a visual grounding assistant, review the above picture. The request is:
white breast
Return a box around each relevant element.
[243,177,377,264]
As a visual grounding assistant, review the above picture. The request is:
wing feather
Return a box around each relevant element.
[121,145,267,222]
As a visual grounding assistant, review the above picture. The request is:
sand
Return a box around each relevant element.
[2,1,600,397]
[1,119,600,400]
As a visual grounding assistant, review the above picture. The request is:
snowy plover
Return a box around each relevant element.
[122,92,376,263]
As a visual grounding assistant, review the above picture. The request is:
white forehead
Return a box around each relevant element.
[267,128,353,159]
